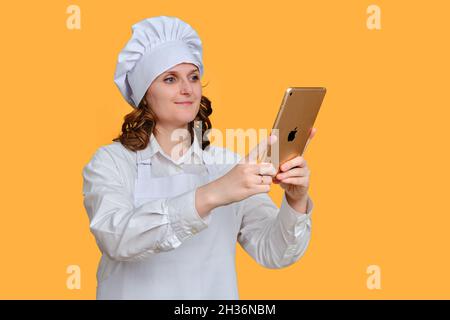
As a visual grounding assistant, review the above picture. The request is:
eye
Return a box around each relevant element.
[164,74,199,83]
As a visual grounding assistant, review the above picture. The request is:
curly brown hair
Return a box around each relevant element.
[112,95,213,153]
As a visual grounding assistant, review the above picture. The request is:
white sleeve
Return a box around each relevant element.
[82,147,211,262]
[237,191,313,269]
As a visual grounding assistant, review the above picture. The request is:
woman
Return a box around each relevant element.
[82,15,316,300]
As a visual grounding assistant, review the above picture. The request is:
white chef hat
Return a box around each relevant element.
[114,16,204,108]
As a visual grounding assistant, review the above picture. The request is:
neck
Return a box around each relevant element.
[153,124,192,161]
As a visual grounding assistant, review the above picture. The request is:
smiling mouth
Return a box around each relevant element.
[174,102,193,105]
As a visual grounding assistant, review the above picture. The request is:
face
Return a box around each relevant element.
[143,63,202,131]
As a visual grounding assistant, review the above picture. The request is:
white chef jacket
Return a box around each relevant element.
[82,130,313,300]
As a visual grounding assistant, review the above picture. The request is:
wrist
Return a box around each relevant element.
[285,192,309,214]
[196,182,222,217]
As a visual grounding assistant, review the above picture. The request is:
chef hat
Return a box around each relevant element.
[114,16,204,108]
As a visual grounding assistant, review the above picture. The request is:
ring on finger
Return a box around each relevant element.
[258,174,264,184]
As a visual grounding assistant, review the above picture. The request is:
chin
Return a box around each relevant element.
[175,115,196,126]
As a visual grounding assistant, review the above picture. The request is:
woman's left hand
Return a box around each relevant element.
[272,128,317,201]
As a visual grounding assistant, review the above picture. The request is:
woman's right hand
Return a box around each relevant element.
[196,135,278,216]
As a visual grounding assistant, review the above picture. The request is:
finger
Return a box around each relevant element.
[254,184,271,194]
[280,156,306,172]
[242,134,277,164]
[309,127,317,139]
[276,167,308,180]
[272,175,281,184]
[279,176,308,185]
[258,162,277,177]
[254,174,273,185]
[304,127,316,151]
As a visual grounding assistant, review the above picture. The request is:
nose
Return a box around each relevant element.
[179,78,193,95]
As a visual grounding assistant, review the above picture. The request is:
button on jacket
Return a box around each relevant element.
[82,130,314,299]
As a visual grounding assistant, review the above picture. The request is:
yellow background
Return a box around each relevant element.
[1,0,449,299]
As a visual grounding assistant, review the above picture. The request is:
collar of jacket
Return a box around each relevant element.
[137,129,216,166]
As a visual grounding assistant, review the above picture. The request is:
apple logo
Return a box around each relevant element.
[287,127,298,142]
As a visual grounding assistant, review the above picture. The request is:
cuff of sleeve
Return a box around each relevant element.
[167,189,212,243]
[279,192,313,227]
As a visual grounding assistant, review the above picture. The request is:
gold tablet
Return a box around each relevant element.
[260,87,326,171]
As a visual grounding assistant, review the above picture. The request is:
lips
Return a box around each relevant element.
[174,101,193,105]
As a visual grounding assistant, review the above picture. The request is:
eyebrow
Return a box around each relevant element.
[163,69,199,76]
